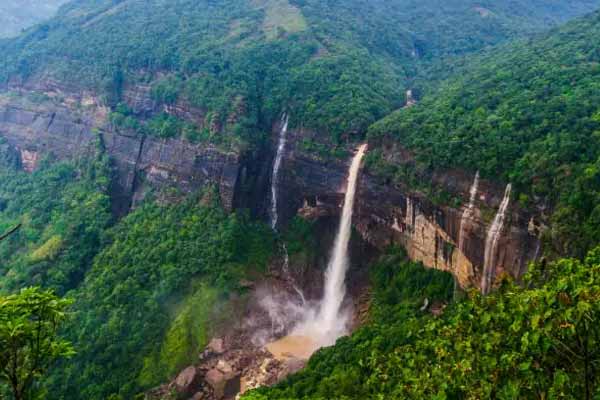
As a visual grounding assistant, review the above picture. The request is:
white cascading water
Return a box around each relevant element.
[270,114,289,231]
[481,183,512,295]
[458,171,480,253]
[293,144,368,346]
[263,144,367,360]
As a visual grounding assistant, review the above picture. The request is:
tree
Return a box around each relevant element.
[0,288,74,400]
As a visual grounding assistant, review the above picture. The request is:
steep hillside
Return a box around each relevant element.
[0,0,67,38]
[368,10,600,259]
[1,2,600,400]
[1,0,599,141]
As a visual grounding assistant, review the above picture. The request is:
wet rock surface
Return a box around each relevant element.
[277,129,541,291]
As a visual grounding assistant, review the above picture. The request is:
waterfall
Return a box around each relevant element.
[268,114,306,304]
[269,114,289,231]
[295,144,367,345]
[265,144,367,358]
[458,171,479,253]
[481,183,512,295]
[454,172,479,300]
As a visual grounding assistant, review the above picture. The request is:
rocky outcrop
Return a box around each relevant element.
[0,88,241,215]
[275,128,541,290]
[174,366,203,397]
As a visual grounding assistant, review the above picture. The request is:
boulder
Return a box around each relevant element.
[205,368,241,400]
[206,338,225,355]
[216,360,233,374]
[174,366,201,397]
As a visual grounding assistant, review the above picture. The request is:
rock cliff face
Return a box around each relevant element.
[0,85,241,216]
[0,83,541,290]
[275,126,542,290]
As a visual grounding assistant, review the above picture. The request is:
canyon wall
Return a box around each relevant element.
[277,127,542,290]
[0,84,542,290]
[0,84,241,215]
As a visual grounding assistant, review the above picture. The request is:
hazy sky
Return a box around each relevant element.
[0,0,68,38]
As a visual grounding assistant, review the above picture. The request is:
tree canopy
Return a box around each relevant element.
[0,287,74,400]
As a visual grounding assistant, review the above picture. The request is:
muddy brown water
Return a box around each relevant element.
[265,335,318,361]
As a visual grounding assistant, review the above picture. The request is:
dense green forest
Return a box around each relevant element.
[2,0,599,143]
[46,195,273,398]
[369,10,600,259]
[246,247,600,399]
[0,139,113,295]
[2,1,600,399]
[0,144,274,398]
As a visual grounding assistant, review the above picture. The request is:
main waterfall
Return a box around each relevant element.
[481,183,512,295]
[270,114,289,230]
[266,144,368,357]
[314,143,368,337]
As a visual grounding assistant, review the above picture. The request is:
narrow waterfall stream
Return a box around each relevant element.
[270,114,289,231]
[266,113,305,304]
[458,171,480,252]
[455,172,479,298]
[481,183,512,295]
[266,144,368,359]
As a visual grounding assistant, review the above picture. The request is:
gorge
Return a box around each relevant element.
[1,1,600,399]
[266,143,368,360]
[0,82,542,399]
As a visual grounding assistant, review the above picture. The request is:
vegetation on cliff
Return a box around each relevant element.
[0,143,113,295]
[369,10,600,258]
[1,0,598,144]
[42,195,274,399]
[0,145,275,398]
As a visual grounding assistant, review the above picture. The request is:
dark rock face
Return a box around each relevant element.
[0,90,241,216]
[276,128,541,290]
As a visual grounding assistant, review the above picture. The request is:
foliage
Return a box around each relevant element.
[1,0,598,144]
[0,151,113,296]
[138,284,218,387]
[369,11,600,257]
[282,217,317,257]
[45,195,274,399]
[0,287,74,400]
[247,246,600,399]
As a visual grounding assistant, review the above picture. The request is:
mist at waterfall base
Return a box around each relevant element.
[258,144,368,359]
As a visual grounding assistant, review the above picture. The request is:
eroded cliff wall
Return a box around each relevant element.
[0,85,241,215]
[275,126,542,290]
[0,84,542,291]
